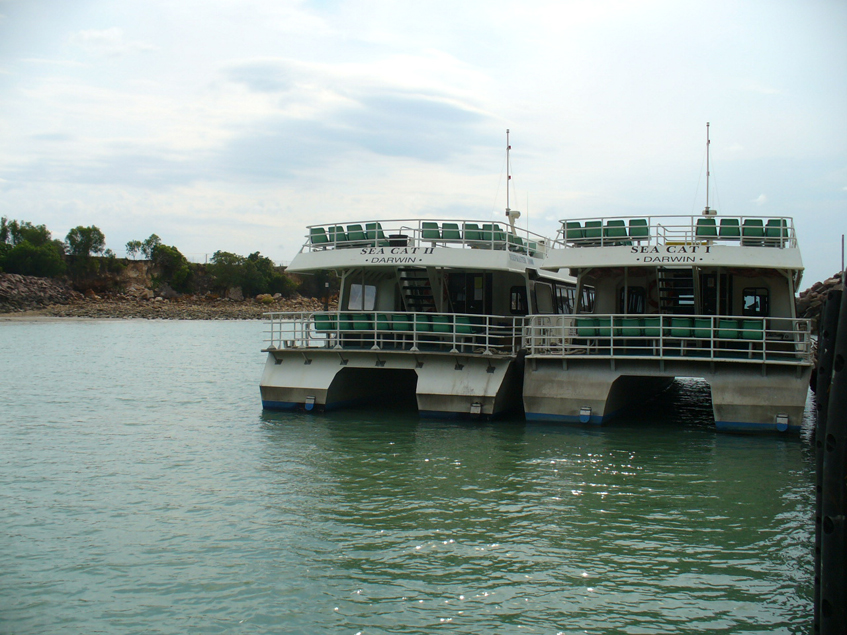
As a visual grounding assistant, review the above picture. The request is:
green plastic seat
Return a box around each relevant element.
[765,218,788,247]
[430,314,452,333]
[414,314,432,332]
[668,317,693,338]
[391,313,413,332]
[628,219,649,241]
[365,222,389,246]
[338,313,355,331]
[604,220,629,244]
[464,223,483,242]
[455,315,481,334]
[717,318,740,340]
[346,224,367,243]
[696,217,717,238]
[422,222,440,241]
[614,317,642,338]
[576,317,597,338]
[742,219,764,245]
[327,225,348,245]
[507,234,526,253]
[693,318,712,339]
[642,317,661,337]
[352,312,373,330]
[376,313,393,331]
[584,220,603,242]
[719,218,740,239]
[740,320,763,341]
[441,223,462,241]
[565,221,584,242]
[313,313,337,331]
[595,317,612,338]
[309,227,329,245]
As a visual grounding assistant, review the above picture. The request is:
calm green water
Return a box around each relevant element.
[0,320,815,634]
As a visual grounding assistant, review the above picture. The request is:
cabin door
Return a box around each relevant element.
[447,273,492,315]
[701,273,732,315]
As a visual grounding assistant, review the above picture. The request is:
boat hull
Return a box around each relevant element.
[260,349,522,418]
[523,357,811,432]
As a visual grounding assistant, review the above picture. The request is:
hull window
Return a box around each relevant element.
[511,286,529,315]
[742,288,769,317]
[349,284,376,310]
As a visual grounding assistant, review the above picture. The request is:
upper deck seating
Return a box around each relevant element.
[464,223,483,243]
[565,221,584,243]
[696,217,718,238]
[742,219,764,246]
[507,234,528,254]
[366,222,390,246]
[482,224,507,248]
[422,222,441,242]
[628,219,649,242]
[441,223,462,241]
[309,227,330,247]
[346,224,368,245]
[765,218,788,247]
[584,220,603,243]
[604,220,630,245]
[719,218,740,239]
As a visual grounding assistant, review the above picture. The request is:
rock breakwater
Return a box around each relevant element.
[1,273,328,320]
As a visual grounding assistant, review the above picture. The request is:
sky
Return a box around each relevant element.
[0,0,845,287]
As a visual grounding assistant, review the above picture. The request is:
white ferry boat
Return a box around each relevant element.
[522,211,813,432]
[260,216,580,417]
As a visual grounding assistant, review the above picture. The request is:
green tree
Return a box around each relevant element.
[125,240,143,259]
[66,225,106,257]
[151,243,193,293]
[0,217,66,277]
[141,234,161,260]
[3,241,66,277]
[207,250,294,297]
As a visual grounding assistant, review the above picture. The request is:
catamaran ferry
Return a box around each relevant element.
[522,123,812,434]
[260,132,583,418]
[259,216,583,417]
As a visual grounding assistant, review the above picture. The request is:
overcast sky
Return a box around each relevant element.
[1,0,844,286]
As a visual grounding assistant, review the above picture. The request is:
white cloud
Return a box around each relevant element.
[68,27,155,56]
[752,194,767,206]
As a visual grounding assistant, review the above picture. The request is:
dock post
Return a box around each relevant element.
[819,287,847,635]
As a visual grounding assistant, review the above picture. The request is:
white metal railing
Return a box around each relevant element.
[301,218,550,258]
[551,215,797,250]
[524,314,812,366]
[265,311,527,356]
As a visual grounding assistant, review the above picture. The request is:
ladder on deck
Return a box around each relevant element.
[657,268,696,314]
[398,267,436,312]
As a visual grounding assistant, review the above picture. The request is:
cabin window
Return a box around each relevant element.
[535,283,555,314]
[555,285,577,314]
[742,287,769,317]
[580,287,595,313]
[510,286,528,315]
[348,283,376,311]
[619,286,646,314]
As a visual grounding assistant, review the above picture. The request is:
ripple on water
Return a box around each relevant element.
[0,322,815,634]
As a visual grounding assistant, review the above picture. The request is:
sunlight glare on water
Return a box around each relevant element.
[0,320,814,634]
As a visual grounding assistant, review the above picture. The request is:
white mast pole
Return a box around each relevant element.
[505,129,520,233]
[506,129,511,216]
[704,122,711,215]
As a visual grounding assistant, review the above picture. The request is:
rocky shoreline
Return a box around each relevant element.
[1,272,329,320]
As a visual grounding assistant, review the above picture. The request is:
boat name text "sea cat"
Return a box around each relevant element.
[631,244,711,264]
[360,246,435,264]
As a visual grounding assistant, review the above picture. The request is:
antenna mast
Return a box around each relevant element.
[505,129,521,231]
[703,122,715,215]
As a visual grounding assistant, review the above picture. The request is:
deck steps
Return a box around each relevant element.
[398,267,436,312]
[657,267,695,315]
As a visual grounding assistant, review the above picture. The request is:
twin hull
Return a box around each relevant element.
[260,349,523,418]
